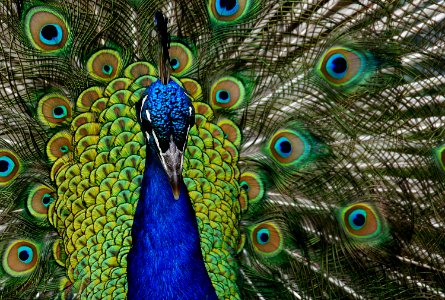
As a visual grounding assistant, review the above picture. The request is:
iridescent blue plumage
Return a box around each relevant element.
[140,79,194,152]
[128,79,217,299]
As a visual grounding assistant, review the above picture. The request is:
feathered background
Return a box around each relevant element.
[0,0,445,299]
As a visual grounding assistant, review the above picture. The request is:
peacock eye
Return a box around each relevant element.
[216,0,240,16]
[52,105,68,119]
[251,222,283,257]
[256,228,270,245]
[209,0,249,23]
[338,203,383,240]
[101,64,113,75]
[348,209,366,230]
[326,53,348,79]
[0,156,16,177]
[42,193,54,207]
[39,24,63,45]
[240,181,249,191]
[27,184,55,219]
[239,172,264,204]
[3,240,39,276]
[170,58,180,70]
[38,93,72,127]
[47,131,72,162]
[60,145,69,153]
[25,7,69,52]
[0,150,20,186]
[17,246,34,264]
[274,137,293,158]
[168,43,194,76]
[268,129,310,167]
[318,47,370,88]
[216,90,231,104]
[210,76,245,110]
[87,50,122,82]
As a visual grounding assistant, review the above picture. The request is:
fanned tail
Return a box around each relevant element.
[1,0,445,299]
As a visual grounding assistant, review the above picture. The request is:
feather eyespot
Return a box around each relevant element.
[338,203,383,240]
[0,150,21,186]
[256,228,270,244]
[25,7,69,52]
[2,240,39,276]
[210,76,245,110]
[318,47,371,88]
[17,246,34,264]
[40,24,63,45]
[250,222,283,257]
[168,43,194,76]
[239,172,264,204]
[268,129,310,167]
[209,0,249,23]
[46,131,72,162]
[37,93,72,127]
[27,184,55,219]
[87,50,123,82]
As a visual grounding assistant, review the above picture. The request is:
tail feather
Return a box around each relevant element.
[1,0,445,299]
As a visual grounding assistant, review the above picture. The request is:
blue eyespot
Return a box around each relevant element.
[52,105,67,119]
[240,181,250,192]
[39,24,63,46]
[256,228,270,245]
[42,193,54,207]
[216,90,231,104]
[170,58,180,70]
[0,156,15,177]
[326,53,348,79]
[216,0,240,16]
[348,209,367,230]
[60,145,69,153]
[17,246,33,264]
[274,137,292,158]
[102,64,113,75]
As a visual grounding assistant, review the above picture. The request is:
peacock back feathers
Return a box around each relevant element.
[1,0,445,299]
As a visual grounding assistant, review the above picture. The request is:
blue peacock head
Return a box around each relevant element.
[136,79,195,200]
[135,11,195,200]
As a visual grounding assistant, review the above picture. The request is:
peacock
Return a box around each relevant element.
[1,0,445,299]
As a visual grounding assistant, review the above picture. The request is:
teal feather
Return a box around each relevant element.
[0,0,445,299]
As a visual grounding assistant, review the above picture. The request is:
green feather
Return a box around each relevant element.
[1,0,445,299]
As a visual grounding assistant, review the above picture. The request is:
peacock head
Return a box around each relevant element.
[136,79,195,200]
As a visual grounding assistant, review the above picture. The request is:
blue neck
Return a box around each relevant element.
[127,144,217,300]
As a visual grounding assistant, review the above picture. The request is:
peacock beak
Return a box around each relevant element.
[157,137,185,200]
